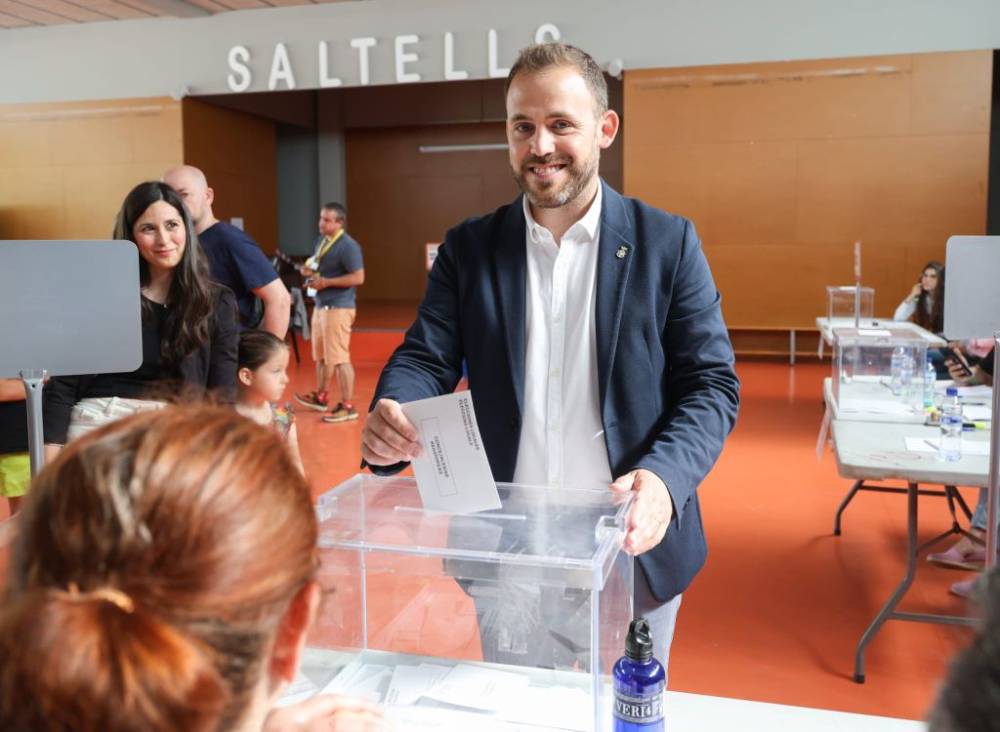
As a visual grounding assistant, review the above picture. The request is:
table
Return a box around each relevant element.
[831,420,990,682]
[289,647,924,730]
[815,318,946,359]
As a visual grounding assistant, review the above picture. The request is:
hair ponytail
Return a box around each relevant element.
[0,589,227,732]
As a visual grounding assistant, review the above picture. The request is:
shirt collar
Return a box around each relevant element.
[522,183,603,245]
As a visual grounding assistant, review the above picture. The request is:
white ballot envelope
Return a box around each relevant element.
[401,392,501,514]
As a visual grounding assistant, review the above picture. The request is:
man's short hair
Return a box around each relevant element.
[322,202,347,223]
[504,42,609,115]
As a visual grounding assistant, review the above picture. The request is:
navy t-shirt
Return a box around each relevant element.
[198,221,278,327]
[315,231,364,309]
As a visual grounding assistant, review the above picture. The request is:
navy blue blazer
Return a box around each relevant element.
[372,181,739,601]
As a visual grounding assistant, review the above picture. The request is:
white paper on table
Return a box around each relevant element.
[384,663,450,706]
[904,437,991,456]
[840,399,918,417]
[496,684,592,731]
[962,404,993,421]
[401,392,500,514]
[954,384,992,399]
[857,328,893,337]
[321,661,390,703]
[275,672,320,707]
[421,664,530,712]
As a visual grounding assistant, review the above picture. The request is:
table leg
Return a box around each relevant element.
[854,482,919,683]
[833,480,863,536]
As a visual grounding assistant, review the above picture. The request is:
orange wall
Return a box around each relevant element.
[624,51,992,330]
[182,98,279,253]
[0,97,183,240]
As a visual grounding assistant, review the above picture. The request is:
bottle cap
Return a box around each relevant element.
[625,617,654,661]
[946,387,959,397]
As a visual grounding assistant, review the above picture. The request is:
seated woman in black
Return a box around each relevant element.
[43,181,238,458]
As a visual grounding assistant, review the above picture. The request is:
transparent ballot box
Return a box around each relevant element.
[831,327,929,421]
[826,285,875,322]
[290,475,634,731]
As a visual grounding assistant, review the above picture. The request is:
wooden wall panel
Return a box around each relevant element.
[345,122,520,303]
[181,98,279,252]
[624,51,992,330]
[0,97,183,240]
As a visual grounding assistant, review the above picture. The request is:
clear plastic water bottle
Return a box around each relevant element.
[923,356,936,409]
[940,387,963,462]
[889,345,906,396]
[900,353,914,400]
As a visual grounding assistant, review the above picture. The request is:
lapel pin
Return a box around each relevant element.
[615,245,629,259]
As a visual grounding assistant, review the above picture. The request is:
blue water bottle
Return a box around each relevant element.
[613,617,665,731]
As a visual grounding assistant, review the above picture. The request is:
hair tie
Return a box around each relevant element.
[61,582,135,614]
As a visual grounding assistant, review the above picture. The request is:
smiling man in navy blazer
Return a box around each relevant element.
[362,43,739,672]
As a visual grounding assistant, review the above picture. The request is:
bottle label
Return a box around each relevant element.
[613,687,664,724]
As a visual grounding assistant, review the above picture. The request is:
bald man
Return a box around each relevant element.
[164,165,290,338]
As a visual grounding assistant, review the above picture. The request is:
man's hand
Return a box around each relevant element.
[361,398,422,466]
[263,694,390,732]
[611,469,674,556]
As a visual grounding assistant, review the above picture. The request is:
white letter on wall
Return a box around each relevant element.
[227,45,252,92]
[351,37,377,85]
[443,32,468,81]
[268,42,296,90]
[318,41,342,87]
[394,34,421,83]
[535,23,561,43]
[488,29,510,78]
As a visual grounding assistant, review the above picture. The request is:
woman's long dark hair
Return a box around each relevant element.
[913,260,945,334]
[113,182,215,370]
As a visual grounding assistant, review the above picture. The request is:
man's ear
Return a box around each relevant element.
[205,186,215,207]
[238,367,254,388]
[270,581,320,686]
[598,109,620,150]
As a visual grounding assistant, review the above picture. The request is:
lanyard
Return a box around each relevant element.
[314,229,344,262]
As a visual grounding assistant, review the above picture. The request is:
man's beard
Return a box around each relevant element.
[513,149,599,209]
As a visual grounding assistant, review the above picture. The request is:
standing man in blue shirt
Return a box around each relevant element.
[295,203,365,423]
[164,165,291,338]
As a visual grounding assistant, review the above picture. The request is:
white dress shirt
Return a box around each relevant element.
[512,187,613,490]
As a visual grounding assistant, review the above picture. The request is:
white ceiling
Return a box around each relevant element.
[0,0,359,29]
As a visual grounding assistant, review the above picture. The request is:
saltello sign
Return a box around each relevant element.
[226,23,563,92]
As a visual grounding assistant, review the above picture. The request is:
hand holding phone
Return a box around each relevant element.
[945,347,973,378]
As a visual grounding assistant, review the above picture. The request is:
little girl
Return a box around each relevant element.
[235,330,306,475]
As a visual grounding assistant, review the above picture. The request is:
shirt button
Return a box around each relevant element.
[551,368,561,377]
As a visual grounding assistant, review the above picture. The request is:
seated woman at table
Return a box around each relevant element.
[42,182,238,459]
[928,567,1000,731]
[0,406,384,732]
[893,260,945,334]
[927,347,996,598]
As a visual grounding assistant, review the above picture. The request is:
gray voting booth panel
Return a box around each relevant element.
[0,240,142,377]
[943,236,1000,340]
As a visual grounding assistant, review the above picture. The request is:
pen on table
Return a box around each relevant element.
[924,439,940,451]
[962,421,988,431]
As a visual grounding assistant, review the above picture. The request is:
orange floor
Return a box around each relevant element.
[293,330,978,722]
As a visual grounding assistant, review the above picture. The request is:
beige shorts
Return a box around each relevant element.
[311,307,355,366]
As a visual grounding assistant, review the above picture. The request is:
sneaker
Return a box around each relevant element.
[927,544,986,571]
[322,403,359,423]
[294,391,328,411]
[950,578,979,599]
